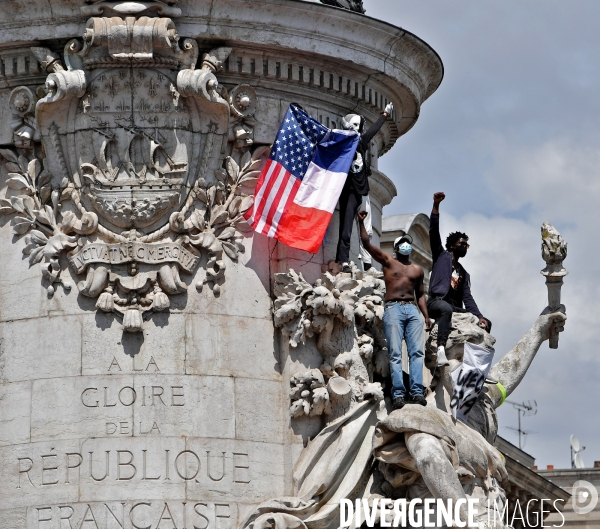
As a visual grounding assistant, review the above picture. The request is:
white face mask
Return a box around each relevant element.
[397,242,412,255]
[349,116,362,133]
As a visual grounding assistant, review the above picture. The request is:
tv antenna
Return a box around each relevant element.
[570,435,586,469]
[506,400,537,450]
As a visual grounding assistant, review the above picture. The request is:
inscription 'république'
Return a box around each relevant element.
[17,449,251,487]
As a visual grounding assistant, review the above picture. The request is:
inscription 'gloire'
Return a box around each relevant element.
[81,386,184,408]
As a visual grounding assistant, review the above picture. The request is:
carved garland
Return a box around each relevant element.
[274,266,388,422]
[0,14,267,332]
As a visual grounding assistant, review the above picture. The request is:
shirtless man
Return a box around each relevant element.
[358,211,431,410]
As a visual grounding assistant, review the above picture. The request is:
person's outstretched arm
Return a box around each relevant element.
[358,211,389,266]
[486,306,567,408]
[430,192,445,261]
[415,267,432,329]
[361,103,393,145]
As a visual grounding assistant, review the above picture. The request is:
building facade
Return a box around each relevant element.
[538,467,600,529]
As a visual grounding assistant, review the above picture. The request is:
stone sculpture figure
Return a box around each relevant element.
[248,265,566,529]
[372,308,566,526]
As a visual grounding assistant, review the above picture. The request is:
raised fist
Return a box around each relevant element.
[357,210,368,222]
[433,192,446,205]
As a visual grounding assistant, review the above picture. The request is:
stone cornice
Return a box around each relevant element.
[0,0,443,152]
[368,169,397,210]
[504,454,571,502]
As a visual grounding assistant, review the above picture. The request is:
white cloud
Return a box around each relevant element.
[479,134,600,224]
[366,0,600,468]
[438,210,600,467]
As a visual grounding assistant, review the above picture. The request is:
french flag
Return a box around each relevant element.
[244,104,359,253]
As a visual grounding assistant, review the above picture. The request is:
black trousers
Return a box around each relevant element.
[335,186,362,264]
[427,299,465,348]
[427,298,492,348]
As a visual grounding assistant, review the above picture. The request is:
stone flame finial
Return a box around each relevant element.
[540,222,568,349]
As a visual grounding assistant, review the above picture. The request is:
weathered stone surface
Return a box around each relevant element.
[78,437,188,502]
[134,375,236,440]
[82,312,187,375]
[185,314,278,380]
[23,501,239,529]
[0,316,82,383]
[0,381,31,447]
[31,375,135,442]
[183,437,285,502]
[30,374,236,442]
[0,508,26,529]
[182,245,272,321]
[235,379,284,443]
[0,439,82,509]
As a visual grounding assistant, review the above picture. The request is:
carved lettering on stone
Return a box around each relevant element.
[27,501,235,529]
[16,448,251,488]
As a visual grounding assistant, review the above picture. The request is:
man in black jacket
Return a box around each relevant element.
[428,192,490,367]
[336,103,393,272]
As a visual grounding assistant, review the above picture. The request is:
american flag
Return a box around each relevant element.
[244,104,328,237]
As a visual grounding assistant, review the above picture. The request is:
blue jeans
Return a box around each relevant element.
[382,302,425,399]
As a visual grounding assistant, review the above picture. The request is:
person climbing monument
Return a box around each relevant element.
[358,210,430,410]
[428,191,491,367]
[335,103,393,273]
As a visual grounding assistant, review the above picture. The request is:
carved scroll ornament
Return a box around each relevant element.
[0,13,264,332]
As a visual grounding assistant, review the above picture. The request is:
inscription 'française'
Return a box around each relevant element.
[68,242,200,274]
[32,501,235,529]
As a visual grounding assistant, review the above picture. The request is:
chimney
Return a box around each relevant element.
[547,465,554,470]
[594,461,600,468]
[532,465,538,470]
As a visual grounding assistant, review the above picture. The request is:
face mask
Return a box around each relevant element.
[397,242,412,255]
[454,247,467,258]
[349,116,361,133]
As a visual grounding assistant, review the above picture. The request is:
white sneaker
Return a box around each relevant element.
[437,346,450,367]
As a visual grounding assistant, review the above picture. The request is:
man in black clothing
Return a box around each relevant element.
[336,102,393,272]
[428,192,490,367]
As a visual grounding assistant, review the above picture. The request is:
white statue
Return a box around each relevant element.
[372,308,566,526]
[242,263,566,529]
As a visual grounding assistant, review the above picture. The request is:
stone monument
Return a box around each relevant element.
[0,1,442,528]
[0,1,567,529]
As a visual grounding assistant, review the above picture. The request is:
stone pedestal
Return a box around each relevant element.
[0,2,442,528]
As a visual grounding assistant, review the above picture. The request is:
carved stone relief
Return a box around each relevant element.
[0,12,264,332]
[274,265,387,422]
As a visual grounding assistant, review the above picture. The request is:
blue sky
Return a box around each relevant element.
[367,0,600,468]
